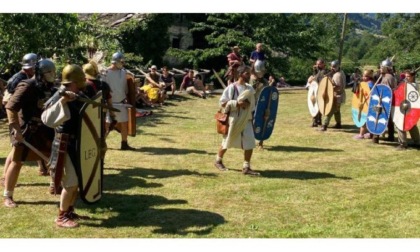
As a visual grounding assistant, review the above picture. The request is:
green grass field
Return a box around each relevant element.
[0,87,419,238]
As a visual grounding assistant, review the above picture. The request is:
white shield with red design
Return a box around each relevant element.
[392,82,420,131]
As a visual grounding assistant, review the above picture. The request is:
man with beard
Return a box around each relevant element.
[319,60,346,131]
[214,65,260,176]
[306,58,327,127]
[3,59,57,207]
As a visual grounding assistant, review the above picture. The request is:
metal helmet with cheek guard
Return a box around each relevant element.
[21,53,38,69]
[36,59,56,83]
[61,64,86,89]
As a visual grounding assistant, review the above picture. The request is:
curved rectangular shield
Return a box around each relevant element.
[77,92,104,204]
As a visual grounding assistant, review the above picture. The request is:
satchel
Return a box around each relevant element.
[214,84,238,135]
[215,110,229,135]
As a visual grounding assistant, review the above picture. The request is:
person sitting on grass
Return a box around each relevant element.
[179,70,206,99]
[140,65,166,106]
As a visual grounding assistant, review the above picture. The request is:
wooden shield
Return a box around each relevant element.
[392,82,420,131]
[351,81,371,128]
[126,73,137,137]
[366,84,392,135]
[317,77,334,116]
[307,81,319,117]
[253,86,279,141]
[77,92,103,204]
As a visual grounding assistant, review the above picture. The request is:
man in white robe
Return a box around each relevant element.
[214,66,259,176]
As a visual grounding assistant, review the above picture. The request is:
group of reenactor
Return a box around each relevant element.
[1,52,136,228]
[306,57,420,150]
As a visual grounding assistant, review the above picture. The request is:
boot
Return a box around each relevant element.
[121,141,135,151]
[55,210,79,228]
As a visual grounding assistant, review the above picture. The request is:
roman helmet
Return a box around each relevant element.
[61,64,86,89]
[380,58,393,73]
[36,59,56,83]
[82,61,99,80]
[111,52,125,69]
[381,58,393,68]
[21,53,38,69]
[111,52,124,64]
[331,60,340,69]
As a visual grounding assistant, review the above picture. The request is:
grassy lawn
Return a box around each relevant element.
[0,87,419,238]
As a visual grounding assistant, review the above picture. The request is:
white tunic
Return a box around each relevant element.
[103,69,128,103]
[219,83,256,150]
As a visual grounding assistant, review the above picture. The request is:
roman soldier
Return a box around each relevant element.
[3,59,57,208]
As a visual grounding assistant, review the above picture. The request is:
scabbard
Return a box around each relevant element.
[47,133,69,195]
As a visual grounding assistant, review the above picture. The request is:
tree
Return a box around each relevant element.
[167,13,344,83]
[116,14,172,67]
[0,13,82,76]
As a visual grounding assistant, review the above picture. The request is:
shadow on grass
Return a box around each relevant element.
[134,146,208,155]
[107,146,207,155]
[81,193,226,235]
[260,170,352,180]
[104,167,216,191]
[265,145,343,152]
[334,124,359,134]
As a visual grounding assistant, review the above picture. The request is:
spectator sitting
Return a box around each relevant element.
[179,70,206,99]
[277,76,290,88]
[159,66,176,99]
[140,65,165,106]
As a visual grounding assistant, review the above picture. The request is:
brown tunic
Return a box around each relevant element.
[6,80,55,161]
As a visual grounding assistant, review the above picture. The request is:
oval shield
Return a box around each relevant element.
[307,81,319,117]
[392,82,420,131]
[317,77,334,116]
[351,81,371,128]
[253,86,279,141]
[366,84,392,135]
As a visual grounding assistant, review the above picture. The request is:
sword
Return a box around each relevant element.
[22,139,49,163]
[59,91,120,112]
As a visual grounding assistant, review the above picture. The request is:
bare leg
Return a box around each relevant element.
[2,152,12,181]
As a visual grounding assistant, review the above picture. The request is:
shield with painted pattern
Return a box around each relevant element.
[76,91,104,204]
